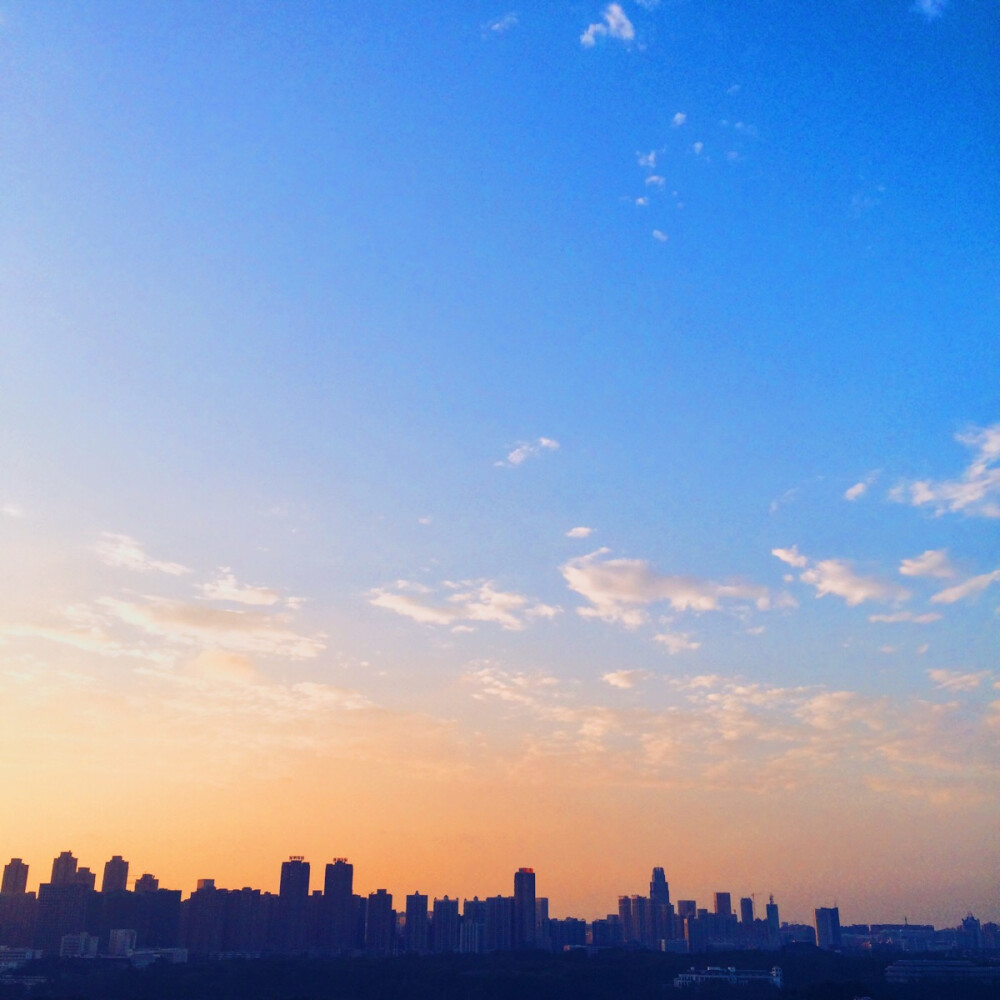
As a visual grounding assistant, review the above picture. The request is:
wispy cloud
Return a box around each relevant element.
[566,526,593,539]
[652,230,669,242]
[602,669,652,689]
[653,631,701,654]
[844,471,879,501]
[1,503,24,518]
[370,579,560,631]
[93,533,190,575]
[930,569,1000,605]
[899,548,956,578]
[101,597,326,658]
[772,545,808,568]
[496,437,560,467]
[774,547,910,606]
[580,4,635,48]
[671,112,686,127]
[891,423,1000,518]
[562,548,771,627]
[927,669,988,692]
[913,0,949,21]
[484,12,518,34]
[199,569,284,607]
[868,611,942,624]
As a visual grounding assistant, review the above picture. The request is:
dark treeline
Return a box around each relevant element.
[2,951,1000,1000]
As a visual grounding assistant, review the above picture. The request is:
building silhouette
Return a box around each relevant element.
[513,869,536,950]
[101,856,128,894]
[815,906,842,951]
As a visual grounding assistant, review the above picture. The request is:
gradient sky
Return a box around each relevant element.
[1,1,998,926]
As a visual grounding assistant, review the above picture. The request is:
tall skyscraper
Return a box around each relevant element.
[713,892,732,917]
[677,900,697,919]
[432,896,459,953]
[814,906,842,951]
[364,889,394,955]
[1,859,28,896]
[323,859,354,954]
[102,856,129,894]
[279,856,310,953]
[513,868,536,951]
[740,896,754,925]
[50,851,78,886]
[650,867,671,906]
[404,892,428,953]
[766,896,780,940]
[134,873,159,893]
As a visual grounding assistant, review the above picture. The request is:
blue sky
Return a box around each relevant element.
[1,1,998,923]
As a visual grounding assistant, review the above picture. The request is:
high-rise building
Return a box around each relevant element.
[278,856,310,953]
[432,896,459,953]
[50,852,78,886]
[323,859,354,954]
[766,896,780,941]
[404,892,428,953]
[650,867,671,906]
[134,873,159,893]
[740,897,754,925]
[75,867,96,890]
[815,906,842,951]
[714,892,732,918]
[484,895,513,952]
[364,889,394,955]
[1,859,28,896]
[102,856,129,894]
[677,900,697,919]
[513,869,536,950]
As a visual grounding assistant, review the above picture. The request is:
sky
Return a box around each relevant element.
[0,1,998,927]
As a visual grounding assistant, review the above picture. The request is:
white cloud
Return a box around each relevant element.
[370,579,560,631]
[484,12,518,34]
[913,0,948,20]
[651,230,669,242]
[654,631,701,654]
[93,533,190,575]
[496,437,560,467]
[772,545,808,568]
[892,423,1000,518]
[199,569,283,607]
[562,548,771,627]
[844,481,868,501]
[644,175,665,187]
[100,597,326,659]
[692,142,704,155]
[927,669,987,692]
[800,559,910,606]
[899,549,956,579]
[637,151,656,168]
[930,570,1000,605]
[775,547,910,606]
[868,611,942,624]
[635,196,649,206]
[580,4,635,48]
[671,112,686,127]
[418,516,432,525]
[566,526,593,538]
[1,503,24,518]
[602,669,652,689]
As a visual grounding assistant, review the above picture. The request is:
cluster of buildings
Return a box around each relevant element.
[0,852,996,965]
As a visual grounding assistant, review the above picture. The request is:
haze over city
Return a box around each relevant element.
[1,2,997,929]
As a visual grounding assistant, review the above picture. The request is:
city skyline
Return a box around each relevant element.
[1,2,997,931]
[0,849,990,931]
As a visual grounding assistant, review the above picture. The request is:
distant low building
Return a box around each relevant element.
[674,965,782,989]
